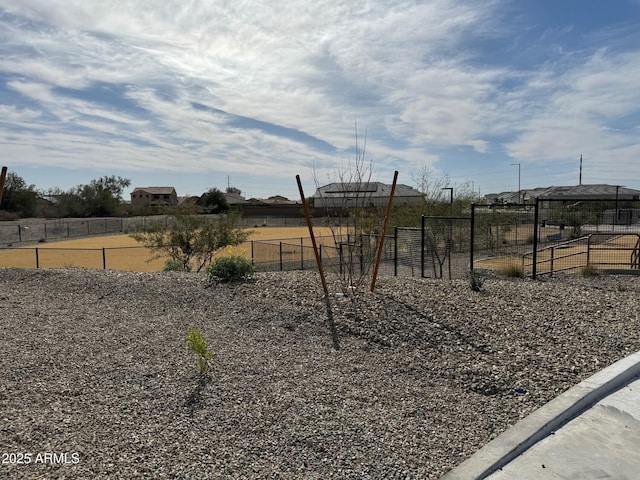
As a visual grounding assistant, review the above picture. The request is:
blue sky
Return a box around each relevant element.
[1,0,639,200]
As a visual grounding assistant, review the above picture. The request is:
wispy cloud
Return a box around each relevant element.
[506,48,640,182]
[0,0,639,196]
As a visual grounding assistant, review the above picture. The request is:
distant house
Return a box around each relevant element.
[532,184,640,201]
[224,191,250,207]
[130,187,178,207]
[486,191,522,204]
[487,184,640,204]
[314,182,424,209]
[239,195,303,218]
[257,195,298,205]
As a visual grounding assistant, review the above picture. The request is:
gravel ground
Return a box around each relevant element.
[1,268,639,479]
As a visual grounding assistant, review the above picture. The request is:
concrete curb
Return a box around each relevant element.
[441,350,640,480]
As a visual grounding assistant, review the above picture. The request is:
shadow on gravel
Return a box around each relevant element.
[184,374,210,413]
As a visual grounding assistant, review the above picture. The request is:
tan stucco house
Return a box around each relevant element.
[130,187,178,207]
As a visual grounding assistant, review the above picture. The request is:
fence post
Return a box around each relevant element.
[35,248,39,269]
[251,240,255,265]
[421,215,425,277]
[67,221,70,238]
[532,198,540,279]
[18,225,22,242]
[300,237,304,270]
[44,223,47,239]
[394,226,398,276]
[470,204,475,273]
[103,248,107,270]
[393,225,398,277]
[359,234,364,274]
[279,242,283,271]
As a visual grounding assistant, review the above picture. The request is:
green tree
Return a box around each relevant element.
[78,176,131,216]
[45,188,85,218]
[40,176,130,218]
[130,208,250,272]
[197,188,229,214]
[0,172,39,218]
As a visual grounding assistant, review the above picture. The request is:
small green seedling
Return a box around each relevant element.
[186,327,212,374]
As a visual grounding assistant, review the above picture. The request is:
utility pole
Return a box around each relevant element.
[579,155,583,185]
[511,163,521,202]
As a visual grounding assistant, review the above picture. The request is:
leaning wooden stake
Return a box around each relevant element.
[296,175,340,349]
[370,170,399,292]
[0,166,7,207]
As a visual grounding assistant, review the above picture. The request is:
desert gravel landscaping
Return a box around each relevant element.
[1,268,639,479]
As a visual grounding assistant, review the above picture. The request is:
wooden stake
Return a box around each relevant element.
[370,170,399,292]
[296,175,339,349]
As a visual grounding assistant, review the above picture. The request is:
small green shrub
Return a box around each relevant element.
[186,327,212,374]
[207,255,255,282]
[499,264,524,278]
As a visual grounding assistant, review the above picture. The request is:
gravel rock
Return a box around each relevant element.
[1,268,639,479]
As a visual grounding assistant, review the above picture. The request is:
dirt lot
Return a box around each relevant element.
[0,226,341,271]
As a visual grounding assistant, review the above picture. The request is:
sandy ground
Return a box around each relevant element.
[0,226,341,272]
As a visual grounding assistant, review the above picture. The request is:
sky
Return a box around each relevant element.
[1,0,640,201]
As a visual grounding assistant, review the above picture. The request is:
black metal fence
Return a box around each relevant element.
[471,198,640,278]
[249,235,341,272]
[3,199,639,278]
[390,218,472,280]
[0,217,126,244]
[0,215,339,245]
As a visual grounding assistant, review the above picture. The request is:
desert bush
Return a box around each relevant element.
[207,255,255,282]
[130,208,250,272]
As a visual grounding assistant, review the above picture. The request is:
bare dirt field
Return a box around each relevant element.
[0,226,340,272]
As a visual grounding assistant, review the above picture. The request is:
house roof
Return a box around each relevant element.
[490,191,522,204]
[131,186,177,195]
[261,195,298,205]
[224,192,249,205]
[488,184,640,203]
[315,182,423,198]
[535,184,640,200]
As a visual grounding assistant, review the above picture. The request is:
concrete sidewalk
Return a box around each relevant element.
[442,350,640,479]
